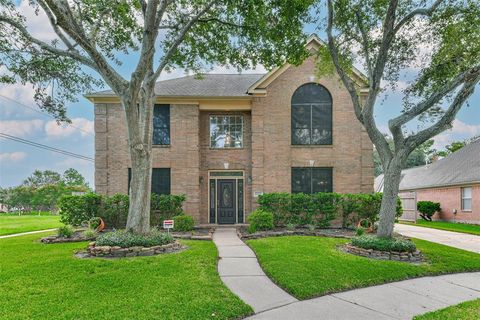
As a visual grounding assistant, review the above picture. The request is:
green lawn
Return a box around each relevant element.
[400,220,480,236]
[414,299,480,320]
[247,236,480,299]
[0,233,252,320]
[0,215,63,236]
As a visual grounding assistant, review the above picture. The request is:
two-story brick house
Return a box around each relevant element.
[87,35,374,225]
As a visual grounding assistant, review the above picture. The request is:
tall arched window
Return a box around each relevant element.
[291,83,332,145]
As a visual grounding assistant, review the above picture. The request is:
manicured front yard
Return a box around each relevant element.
[0,215,62,236]
[247,236,480,299]
[0,233,252,320]
[400,220,480,236]
[414,299,480,320]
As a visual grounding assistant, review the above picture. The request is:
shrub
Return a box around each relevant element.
[351,234,416,253]
[417,201,441,221]
[95,228,174,248]
[151,194,186,226]
[339,194,360,228]
[356,227,365,236]
[58,193,186,228]
[101,193,129,228]
[88,217,102,230]
[286,223,296,230]
[58,225,75,238]
[83,228,97,239]
[172,215,194,232]
[58,192,101,226]
[247,209,274,233]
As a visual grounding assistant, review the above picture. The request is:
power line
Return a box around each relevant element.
[0,94,95,137]
[0,133,94,162]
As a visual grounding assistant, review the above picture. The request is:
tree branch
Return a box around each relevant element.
[393,0,444,34]
[355,9,373,83]
[0,14,96,69]
[404,69,480,152]
[152,0,217,80]
[389,65,480,131]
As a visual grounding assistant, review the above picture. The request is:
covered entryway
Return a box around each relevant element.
[209,171,244,224]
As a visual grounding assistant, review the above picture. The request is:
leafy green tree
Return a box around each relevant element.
[320,0,480,237]
[23,170,62,188]
[62,168,89,188]
[0,0,312,233]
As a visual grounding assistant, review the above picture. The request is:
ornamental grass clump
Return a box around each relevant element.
[351,234,416,253]
[95,228,174,248]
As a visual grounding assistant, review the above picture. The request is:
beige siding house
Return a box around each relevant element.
[87,35,374,225]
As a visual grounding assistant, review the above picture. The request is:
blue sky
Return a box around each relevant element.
[1,1,479,188]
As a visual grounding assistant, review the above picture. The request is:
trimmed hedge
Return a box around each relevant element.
[247,209,274,233]
[95,228,174,248]
[58,192,186,229]
[173,215,194,232]
[257,192,403,228]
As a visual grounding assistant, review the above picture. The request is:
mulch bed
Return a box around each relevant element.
[171,227,214,240]
[238,227,356,240]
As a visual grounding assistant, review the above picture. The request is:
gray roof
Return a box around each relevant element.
[92,74,264,97]
[375,139,480,191]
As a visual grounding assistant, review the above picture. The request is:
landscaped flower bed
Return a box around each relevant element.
[342,243,424,263]
[41,228,96,243]
[84,241,185,258]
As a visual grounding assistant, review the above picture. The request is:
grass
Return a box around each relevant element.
[400,220,480,236]
[414,299,480,320]
[0,215,63,236]
[247,236,480,299]
[0,232,252,320]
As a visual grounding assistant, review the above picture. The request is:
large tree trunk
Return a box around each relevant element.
[376,159,403,238]
[123,84,155,234]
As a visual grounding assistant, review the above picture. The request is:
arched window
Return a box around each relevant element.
[291,83,332,145]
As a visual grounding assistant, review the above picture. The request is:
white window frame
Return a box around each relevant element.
[461,187,472,211]
[209,115,244,149]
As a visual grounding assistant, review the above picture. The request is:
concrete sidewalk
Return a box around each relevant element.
[395,223,480,253]
[247,272,480,319]
[212,228,297,313]
[0,228,57,239]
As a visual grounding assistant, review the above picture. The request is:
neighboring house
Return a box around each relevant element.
[86,35,373,225]
[375,139,480,223]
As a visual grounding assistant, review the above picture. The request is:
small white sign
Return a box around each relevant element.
[163,220,174,229]
[253,191,264,198]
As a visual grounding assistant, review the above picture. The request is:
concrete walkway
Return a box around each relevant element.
[395,223,480,253]
[212,228,297,313]
[247,272,480,319]
[0,228,57,239]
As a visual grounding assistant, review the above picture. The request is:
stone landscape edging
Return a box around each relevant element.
[238,228,355,240]
[78,240,186,258]
[341,243,425,263]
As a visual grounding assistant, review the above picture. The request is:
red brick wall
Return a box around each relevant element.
[416,184,480,223]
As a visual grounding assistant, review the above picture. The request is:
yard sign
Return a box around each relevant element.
[163,220,174,233]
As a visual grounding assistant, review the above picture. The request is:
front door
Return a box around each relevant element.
[217,179,236,224]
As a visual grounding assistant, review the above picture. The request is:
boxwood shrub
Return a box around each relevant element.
[172,215,194,232]
[351,234,416,253]
[247,209,274,233]
[95,228,174,248]
[417,201,441,221]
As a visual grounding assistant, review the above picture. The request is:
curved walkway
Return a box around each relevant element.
[212,228,297,312]
[213,228,480,319]
[0,228,57,239]
[395,223,480,253]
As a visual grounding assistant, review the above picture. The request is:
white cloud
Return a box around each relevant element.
[44,118,94,138]
[433,119,480,149]
[18,0,57,42]
[0,83,40,118]
[0,151,27,162]
[0,119,44,137]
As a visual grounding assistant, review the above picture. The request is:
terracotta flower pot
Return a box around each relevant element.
[96,218,105,232]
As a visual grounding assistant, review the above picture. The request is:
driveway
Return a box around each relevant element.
[395,223,480,253]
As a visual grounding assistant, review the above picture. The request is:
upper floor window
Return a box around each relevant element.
[292,167,333,194]
[461,187,472,211]
[291,83,332,145]
[153,104,170,145]
[210,115,243,148]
